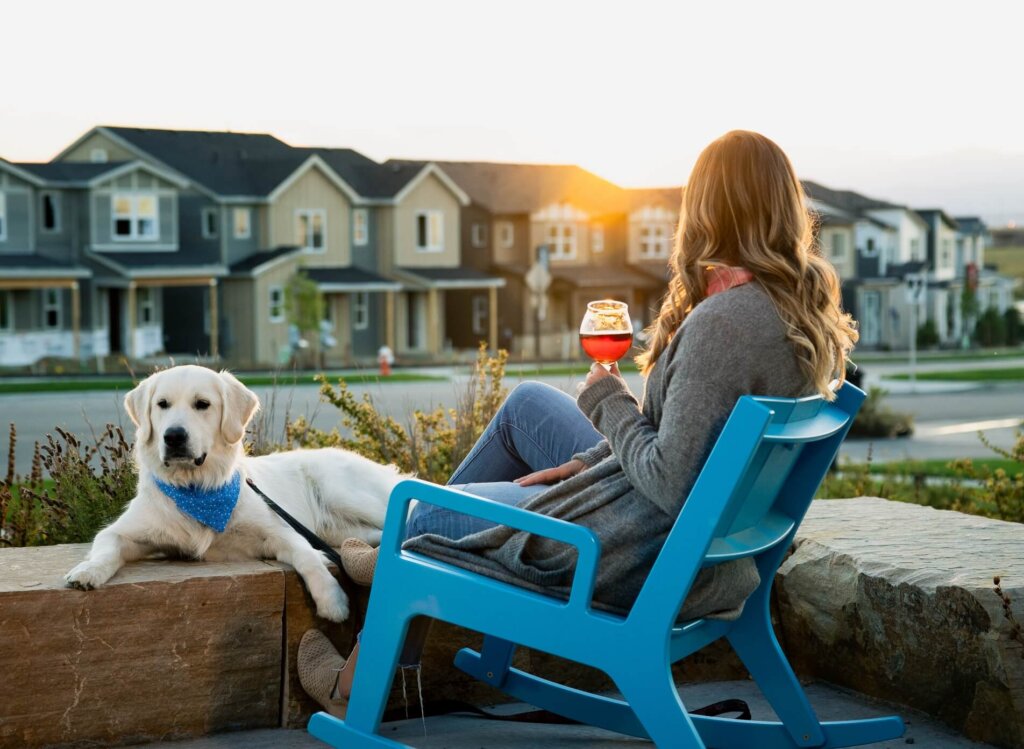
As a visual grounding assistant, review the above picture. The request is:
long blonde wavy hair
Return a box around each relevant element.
[636,130,858,399]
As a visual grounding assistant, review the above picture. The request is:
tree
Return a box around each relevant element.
[284,271,324,368]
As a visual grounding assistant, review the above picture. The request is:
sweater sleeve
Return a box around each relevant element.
[571,438,612,468]
[576,308,750,518]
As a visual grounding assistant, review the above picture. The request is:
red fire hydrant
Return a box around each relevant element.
[377,345,394,377]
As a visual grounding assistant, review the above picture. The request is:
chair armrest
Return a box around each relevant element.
[381,478,601,610]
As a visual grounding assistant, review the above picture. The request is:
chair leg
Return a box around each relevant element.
[727,605,825,747]
[473,635,517,688]
[616,660,705,749]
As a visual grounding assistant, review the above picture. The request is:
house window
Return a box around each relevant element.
[639,223,669,258]
[353,209,368,246]
[472,296,487,336]
[865,237,876,255]
[415,211,444,252]
[941,238,953,267]
[592,224,604,253]
[830,233,846,260]
[90,148,108,163]
[910,237,921,260]
[296,209,326,253]
[547,223,577,259]
[352,291,369,330]
[233,207,251,239]
[201,207,219,239]
[497,221,514,248]
[268,286,285,323]
[471,223,487,248]
[138,287,154,325]
[112,194,159,241]
[43,289,62,330]
[41,192,61,233]
[0,192,6,241]
[0,290,12,331]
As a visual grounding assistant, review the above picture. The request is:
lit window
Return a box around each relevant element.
[0,290,12,331]
[547,223,577,259]
[498,221,514,248]
[352,292,369,330]
[269,286,285,323]
[297,209,326,252]
[43,288,62,329]
[138,287,154,324]
[41,192,61,233]
[415,211,444,251]
[353,209,368,246]
[639,223,669,258]
[112,194,159,241]
[472,296,487,336]
[90,148,108,163]
[201,208,219,239]
[0,192,6,241]
[471,223,487,248]
[233,208,251,239]
[592,224,604,253]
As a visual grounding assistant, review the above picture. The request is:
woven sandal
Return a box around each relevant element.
[297,629,348,718]
[340,538,379,586]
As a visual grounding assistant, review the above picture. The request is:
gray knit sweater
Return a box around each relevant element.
[404,283,813,620]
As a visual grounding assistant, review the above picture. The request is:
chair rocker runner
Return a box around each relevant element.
[308,382,904,748]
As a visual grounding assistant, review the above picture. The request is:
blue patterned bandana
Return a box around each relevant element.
[154,472,242,533]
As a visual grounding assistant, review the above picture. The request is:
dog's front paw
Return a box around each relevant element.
[314,587,350,623]
[64,562,111,591]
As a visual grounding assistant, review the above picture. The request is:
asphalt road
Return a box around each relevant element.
[0,369,1021,476]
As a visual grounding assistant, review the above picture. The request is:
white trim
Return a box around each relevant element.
[266,155,363,205]
[471,222,487,248]
[42,287,63,330]
[0,289,13,331]
[415,210,444,252]
[0,159,46,188]
[352,291,369,330]
[393,163,471,207]
[295,208,327,253]
[497,221,514,248]
[247,248,303,277]
[40,191,62,234]
[233,207,252,239]
[137,286,155,324]
[87,160,189,190]
[268,284,285,323]
[0,191,6,241]
[201,207,219,239]
[546,222,577,260]
[638,222,671,259]
[353,208,369,246]
[316,281,401,292]
[0,267,90,280]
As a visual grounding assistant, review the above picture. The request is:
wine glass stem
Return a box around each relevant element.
[600,362,613,371]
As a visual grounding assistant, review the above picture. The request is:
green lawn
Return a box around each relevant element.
[987,246,1024,279]
[859,458,1022,478]
[0,371,445,395]
[887,367,1024,382]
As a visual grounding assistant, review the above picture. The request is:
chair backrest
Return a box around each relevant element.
[631,382,865,626]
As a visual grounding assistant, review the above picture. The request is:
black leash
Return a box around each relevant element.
[247,477,364,632]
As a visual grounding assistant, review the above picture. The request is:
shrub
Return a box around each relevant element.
[975,307,1007,347]
[1005,307,1021,346]
[917,319,939,348]
[848,387,913,438]
[284,344,508,484]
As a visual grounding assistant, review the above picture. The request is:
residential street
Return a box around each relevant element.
[1,358,1021,475]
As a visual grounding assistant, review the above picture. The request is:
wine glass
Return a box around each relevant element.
[580,300,633,369]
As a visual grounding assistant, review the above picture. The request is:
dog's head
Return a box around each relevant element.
[125,365,259,485]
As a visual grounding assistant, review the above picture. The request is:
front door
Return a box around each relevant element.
[861,290,880,347]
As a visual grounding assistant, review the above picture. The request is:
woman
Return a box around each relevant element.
[297,130,857,716]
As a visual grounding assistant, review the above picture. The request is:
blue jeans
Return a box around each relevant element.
[404,381,603,541]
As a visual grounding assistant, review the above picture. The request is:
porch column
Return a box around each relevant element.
[209,279,219,360]
[126,282,137,359]
[385,291,395,351]
[427,288,440,355]
[70,281,81,360]
[488,286,498,352]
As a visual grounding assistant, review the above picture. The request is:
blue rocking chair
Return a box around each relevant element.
[308,382,904,748]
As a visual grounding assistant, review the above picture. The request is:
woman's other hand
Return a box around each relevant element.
[584,361,622,389]
[514,458,584,486]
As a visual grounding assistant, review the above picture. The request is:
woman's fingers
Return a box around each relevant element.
[514,460,584,486]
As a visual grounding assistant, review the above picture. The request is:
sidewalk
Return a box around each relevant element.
[129,679,992,748]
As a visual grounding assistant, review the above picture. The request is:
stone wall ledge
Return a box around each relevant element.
[1,498,1021,748]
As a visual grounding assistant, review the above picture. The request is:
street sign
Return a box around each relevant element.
[904,275,925,304]
[525,261,552,295]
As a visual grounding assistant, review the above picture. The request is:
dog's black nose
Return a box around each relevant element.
[163,426,188,448]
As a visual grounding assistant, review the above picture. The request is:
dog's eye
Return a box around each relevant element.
[195,399,211,411]
[157,399,169,410]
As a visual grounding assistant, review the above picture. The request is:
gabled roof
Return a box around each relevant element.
[801,180,899,213]
[627,187,682,212]
[100,126,300,197]
[297,148,418,199]
[0,254,90,279]
[915,209,959,230]
[228,246,303,275]
[14,160,190,189]
[953,216,987,235]
[391,160,626,215]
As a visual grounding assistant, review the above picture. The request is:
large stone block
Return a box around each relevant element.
[777,498,1024,749]
[0,544,284,748]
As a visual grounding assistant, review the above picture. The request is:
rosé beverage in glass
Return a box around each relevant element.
[579,300,633,366]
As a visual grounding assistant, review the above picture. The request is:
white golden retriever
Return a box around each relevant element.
[65,365,405,622]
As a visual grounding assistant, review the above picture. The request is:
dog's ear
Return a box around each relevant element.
[218,371,259,445]
[124,378,154,444]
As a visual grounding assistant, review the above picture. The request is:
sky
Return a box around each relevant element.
[2,0,1022,224]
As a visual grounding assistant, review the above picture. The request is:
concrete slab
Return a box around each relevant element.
[128,679,996,748]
